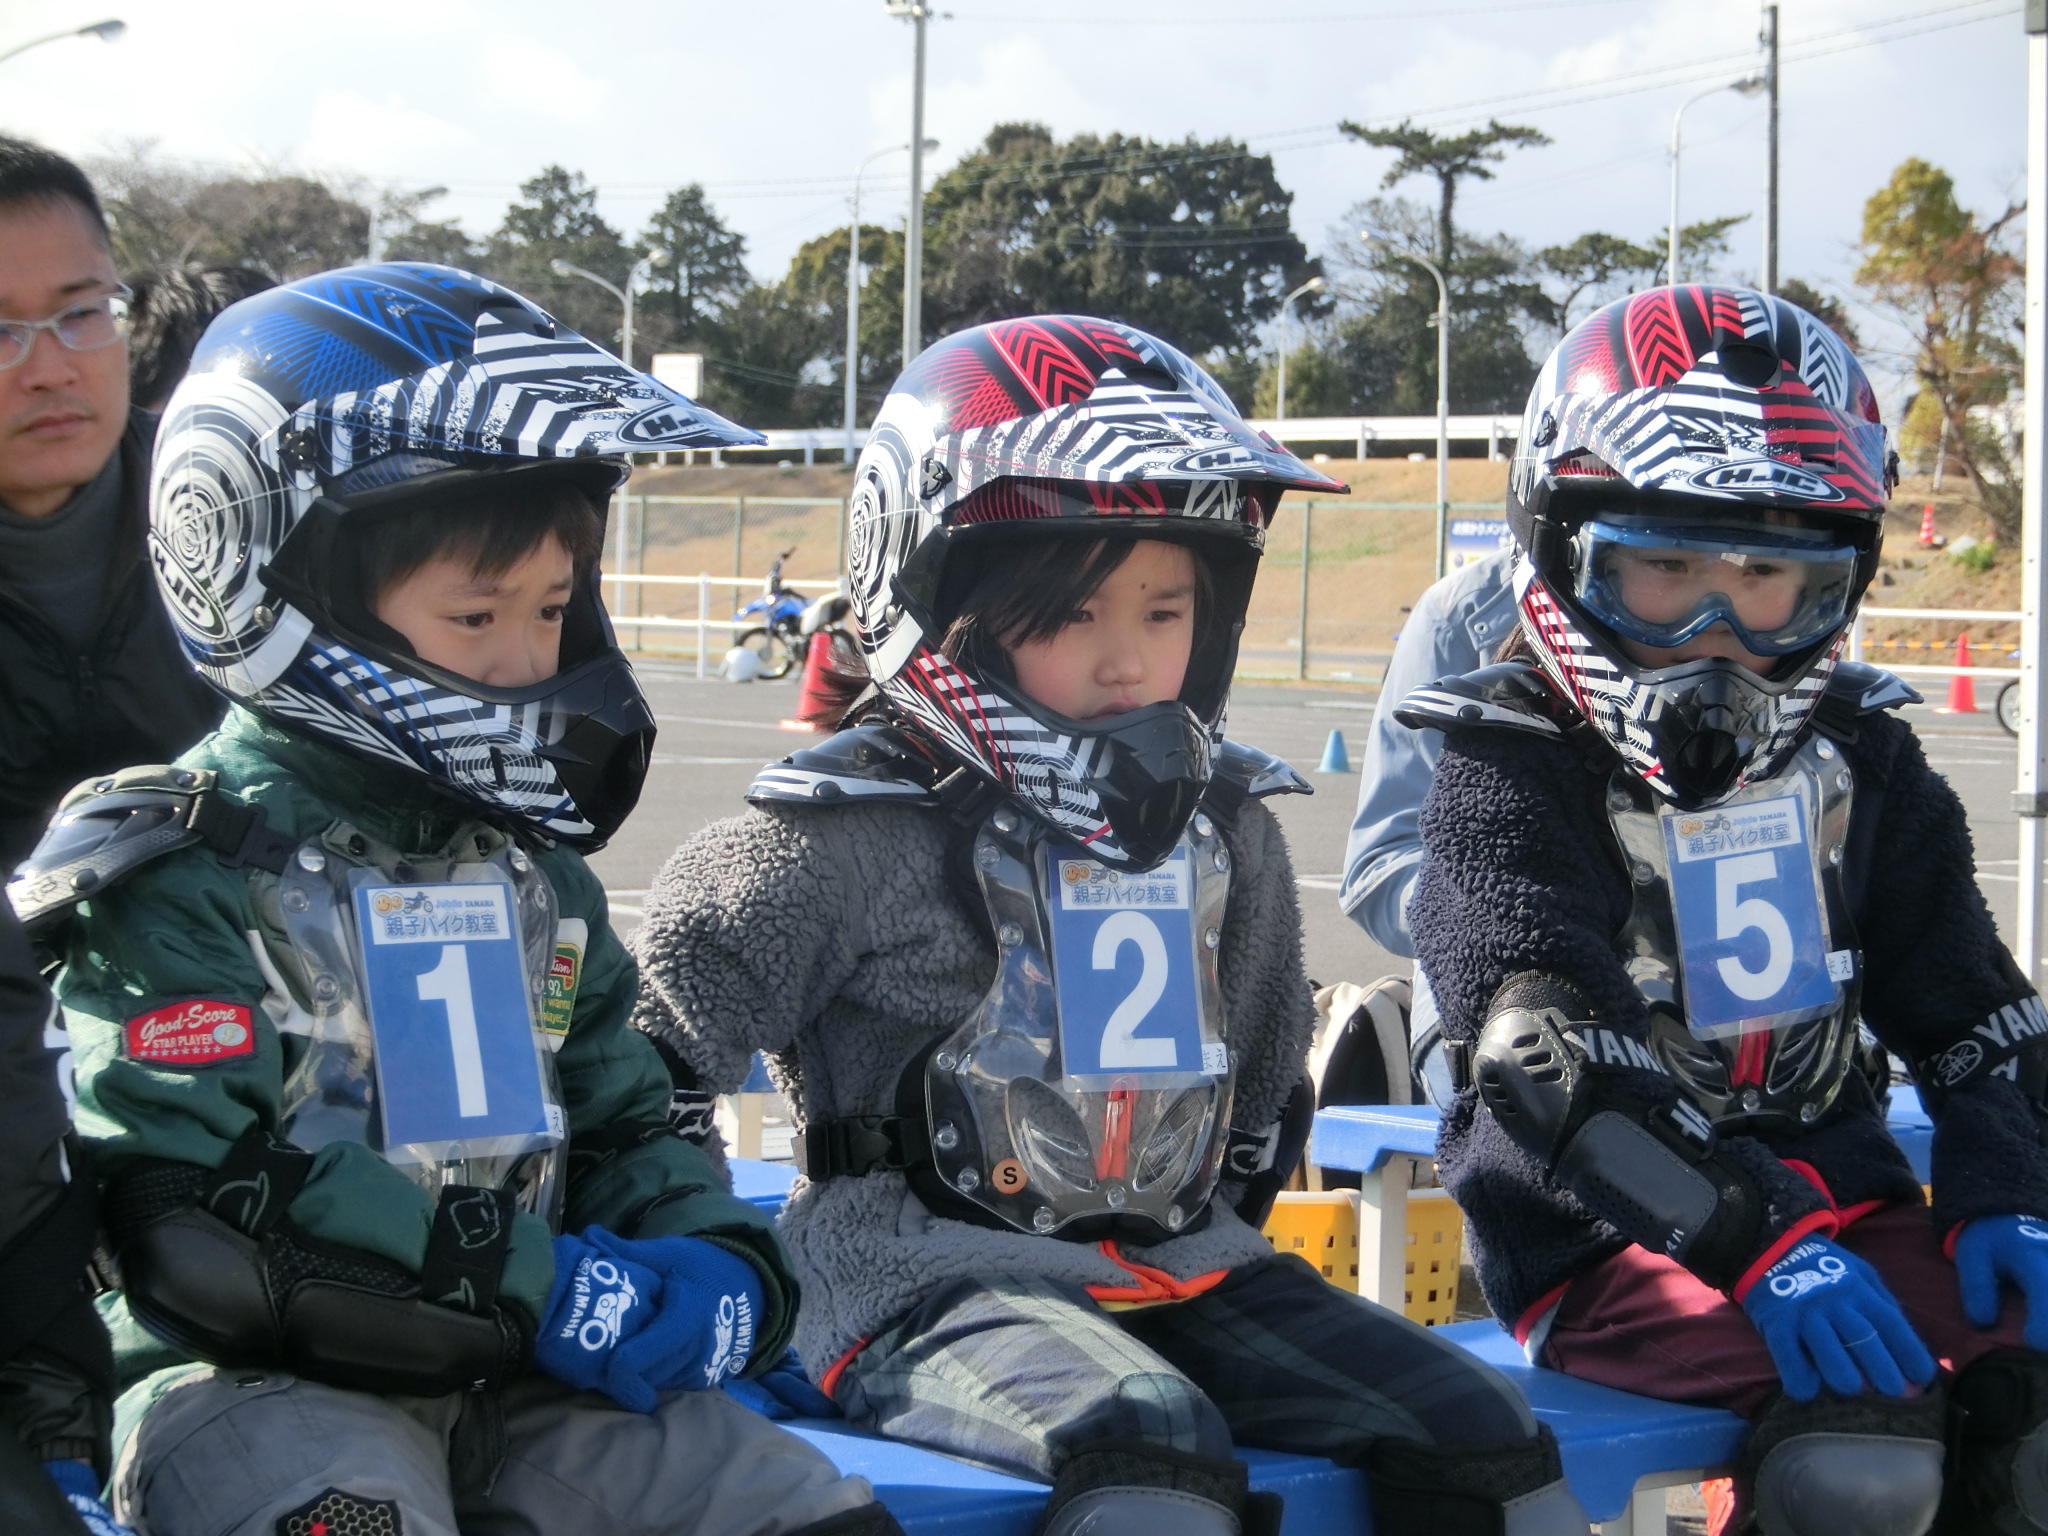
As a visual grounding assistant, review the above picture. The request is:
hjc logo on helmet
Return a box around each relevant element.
[1687,458,1846,501]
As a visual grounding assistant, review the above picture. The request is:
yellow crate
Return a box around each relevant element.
[1261,1190,1465,1327]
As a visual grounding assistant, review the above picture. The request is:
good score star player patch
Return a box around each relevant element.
[124,999,255,1065]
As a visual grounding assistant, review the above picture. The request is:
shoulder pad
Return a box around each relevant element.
[6,765,291,939]
[1823,661,1921,716]
[1393,661,1565,739]
[1211,740,1310,802]
[746,724,946,807]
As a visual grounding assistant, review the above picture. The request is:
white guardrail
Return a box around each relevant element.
[602,574,839,677]
[604,583,2028,691]
[1849,606,2024,681]
[656,415,1524,466]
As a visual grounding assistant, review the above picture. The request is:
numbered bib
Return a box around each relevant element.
[351,874,552,1157]
[1662,795,1838,1037]
[1046,850,1219,1084]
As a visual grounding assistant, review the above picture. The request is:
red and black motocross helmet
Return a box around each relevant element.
[847,315,1344,869]
[1508,285,1894,807]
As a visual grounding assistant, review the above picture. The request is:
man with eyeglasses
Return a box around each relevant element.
[0,136,221,875]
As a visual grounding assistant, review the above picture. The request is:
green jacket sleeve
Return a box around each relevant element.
[61,847,556,1324]
[543,851,799,1364]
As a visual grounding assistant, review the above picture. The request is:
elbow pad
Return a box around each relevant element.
[109,1157,530,1398]
[1470,974,1771,1291]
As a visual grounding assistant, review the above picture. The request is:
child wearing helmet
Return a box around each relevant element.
[17,265,902,1536]
[1402,285,2048,1536]
[631,316,1590,1536]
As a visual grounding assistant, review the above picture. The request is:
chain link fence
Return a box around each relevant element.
[608,493,1502,684]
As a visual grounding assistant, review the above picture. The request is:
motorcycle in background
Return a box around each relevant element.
[732,547,804,678]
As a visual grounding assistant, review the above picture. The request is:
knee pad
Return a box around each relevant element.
[1741,1392,1946,1536]
[1033,1440,1268,1536]
[1363,1424,1586,1536]
[277,1488,404,1536]
[1948,1348,2048,1535]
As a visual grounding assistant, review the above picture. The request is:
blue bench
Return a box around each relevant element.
[779,1426,1373,1535]
[729,1144,1742,1531]
[769,1331,1744,1533]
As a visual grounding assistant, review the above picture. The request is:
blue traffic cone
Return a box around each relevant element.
[1318,728,1351,773]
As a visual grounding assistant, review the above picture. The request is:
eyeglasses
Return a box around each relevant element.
[0,285,132,372]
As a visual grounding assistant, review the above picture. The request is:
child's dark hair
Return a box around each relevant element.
[940,532,1216,688]
[350,473,605,608]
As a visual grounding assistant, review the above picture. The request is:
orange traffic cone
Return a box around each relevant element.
[1918,504,1937,546]
[1939,631,1980,714]
[779,631,837,732]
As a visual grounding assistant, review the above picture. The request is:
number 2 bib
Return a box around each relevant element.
[1045,848,1223,1085]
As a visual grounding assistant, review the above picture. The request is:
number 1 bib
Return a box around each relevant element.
[351,872,552,1158]
[1662,793,1837,1038]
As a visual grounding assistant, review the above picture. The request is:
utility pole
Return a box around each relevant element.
[886,2,935,371]
[2016,0,2047,980]
[1761,3,1780,292]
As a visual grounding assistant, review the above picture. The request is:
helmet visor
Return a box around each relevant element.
[1571,516,1860,659]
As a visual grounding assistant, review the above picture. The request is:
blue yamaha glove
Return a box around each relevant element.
[1955,1214,2048,1350]
[534,1226,765,1413]
[45,1460,137,1536]
[1740,1237,1937,1401]
[725,1346,840,1421]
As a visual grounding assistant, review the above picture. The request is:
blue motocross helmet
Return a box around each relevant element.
[149,262,763,847]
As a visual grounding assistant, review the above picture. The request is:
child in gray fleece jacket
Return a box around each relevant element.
[631,316,1588,1536]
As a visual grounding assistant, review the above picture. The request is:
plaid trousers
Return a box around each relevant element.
[833,1252,1542,1482]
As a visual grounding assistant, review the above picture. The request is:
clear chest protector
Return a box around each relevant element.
[269,821,569,1228]
[1606,735,1863,1133]
[916,805,1236,1243]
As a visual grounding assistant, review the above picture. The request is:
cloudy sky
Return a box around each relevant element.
[0,0,2026,405]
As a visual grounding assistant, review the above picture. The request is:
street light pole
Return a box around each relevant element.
[1364,235,1453,580]
[1761,2,1781,293]
[844,139,934,464]
[0,17,124,67]
[1357,236,1451,574]
[1273,275,1324,426]
[1668,76,1765,286]
[550,249,668,370]
[885,1,936,370]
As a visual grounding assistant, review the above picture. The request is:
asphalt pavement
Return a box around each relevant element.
[591,661,2035,988]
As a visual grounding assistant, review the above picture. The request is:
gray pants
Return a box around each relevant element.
[834,1253,1543,1482]
[113,1366,877,1536]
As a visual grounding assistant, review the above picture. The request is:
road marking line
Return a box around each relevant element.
[652,713,802,731]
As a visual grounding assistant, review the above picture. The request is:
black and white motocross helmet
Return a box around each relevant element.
[1507,285,1893,808]
[847,314,1345,869]
[148,263,764,848]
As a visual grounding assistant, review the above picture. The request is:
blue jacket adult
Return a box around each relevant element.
[1341,547,1516,956]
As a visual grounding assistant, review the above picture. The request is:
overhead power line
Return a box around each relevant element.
[385,0,2017,224]
[954,0,1640,23]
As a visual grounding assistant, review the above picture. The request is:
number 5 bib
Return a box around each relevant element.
[1662,792,1839,1037]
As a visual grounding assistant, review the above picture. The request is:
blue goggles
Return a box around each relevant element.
[1570,517,1861,659]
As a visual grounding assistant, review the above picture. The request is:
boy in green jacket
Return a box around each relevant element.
[19,265,899,1536]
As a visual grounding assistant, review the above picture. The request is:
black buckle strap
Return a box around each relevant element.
[203,1125,315,1237]
[421,1186,513,1315]
[1444,1037,1474,1094]
[185,789,295,874]
[793,1115,915,1181]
